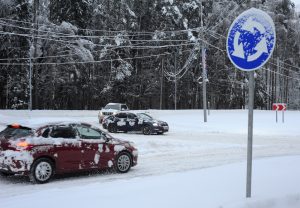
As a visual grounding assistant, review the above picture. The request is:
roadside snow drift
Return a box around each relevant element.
[1,109,300,208]
[1,156,300,208]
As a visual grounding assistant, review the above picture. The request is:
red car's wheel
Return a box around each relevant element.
[115,152,132,173]
[29,158,54,184]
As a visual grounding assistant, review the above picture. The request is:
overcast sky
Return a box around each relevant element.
[292,0,300,5]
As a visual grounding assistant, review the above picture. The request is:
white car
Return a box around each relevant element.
[98,103,129,123]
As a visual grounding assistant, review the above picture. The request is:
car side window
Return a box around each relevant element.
[50,126,76,139]
[76,126,102,140]
[127,113,137,119]
[116,113,127,119]
[121,105,128,110]
[41,128,50,138]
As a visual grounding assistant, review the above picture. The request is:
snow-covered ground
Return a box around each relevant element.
[1,109,300,208]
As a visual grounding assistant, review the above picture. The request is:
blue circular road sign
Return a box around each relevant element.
[227,8,276,71]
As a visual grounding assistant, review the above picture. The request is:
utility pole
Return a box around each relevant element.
[29,0,39,111]
[33,0,40,109]
[29,44,33,111]
[200,0,207,122]
[160,58,164,110]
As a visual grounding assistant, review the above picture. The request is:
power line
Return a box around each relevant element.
[164,46,198,80]
[0,30,197,51]
[269,61,300,76]
[0,49,194,66]
[263,67,300,82]
[208,0,246,32]
[0,20,200,41]
[0,42,196,62]
[0,17,201,36]
[277,59,300,71]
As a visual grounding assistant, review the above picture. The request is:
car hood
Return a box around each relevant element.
[110,137,128,145]
[145,119,167,125]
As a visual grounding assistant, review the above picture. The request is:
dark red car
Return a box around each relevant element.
[0,122,138,184]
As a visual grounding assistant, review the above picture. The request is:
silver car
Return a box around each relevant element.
[98,103,129,123]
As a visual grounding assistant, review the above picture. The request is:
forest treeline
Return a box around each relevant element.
[0,0,299,110]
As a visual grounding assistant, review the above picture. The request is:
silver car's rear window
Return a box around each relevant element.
[104,104,119,110]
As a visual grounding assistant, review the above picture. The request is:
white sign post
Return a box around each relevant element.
[227,8,276,198]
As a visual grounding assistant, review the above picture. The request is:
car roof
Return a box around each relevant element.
[106,103,127,105]
[7,121,92,130]
[115,111,135,115]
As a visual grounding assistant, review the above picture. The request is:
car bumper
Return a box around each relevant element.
[153,126,169,133]
[99,115,104,123]
[132,150,138,166]
[0,150,33,175]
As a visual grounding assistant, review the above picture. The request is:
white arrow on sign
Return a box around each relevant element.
[242,17,266,34]
[231,17,269,62]
[232,32,245,59]
[247,37,268,62]
[275,104,280,111]
[282,105,287,111]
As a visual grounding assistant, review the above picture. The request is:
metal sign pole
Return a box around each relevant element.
[282,111,284,123]
[200,1,207,122]
[246,71,255,198]
[276,110,278,123]
[226,8,276,199]
[202,46,207,122]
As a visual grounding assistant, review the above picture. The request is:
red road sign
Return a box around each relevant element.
[272,103,287,111]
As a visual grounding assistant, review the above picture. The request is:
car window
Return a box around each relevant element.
[121,104,128,110]
[76,126,102,140]
[105,116,113,121]
[137,113,153,120]
[104,104,119,110]
[116,113,127,119]
[50,126,76,139]
[127,113,137,119]
[41,128,50,138]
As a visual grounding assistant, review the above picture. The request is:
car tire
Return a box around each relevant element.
[29,158,54,184]
[108,124,118,133]
[115,152,132,173]
[142,125,152,135]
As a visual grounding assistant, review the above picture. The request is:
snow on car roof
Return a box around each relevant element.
[3,117,92,130]
[106,103,127,105]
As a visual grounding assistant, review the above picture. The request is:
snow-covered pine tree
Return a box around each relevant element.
[0,0,31,109]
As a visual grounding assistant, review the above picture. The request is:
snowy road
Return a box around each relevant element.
[1,110,300,200]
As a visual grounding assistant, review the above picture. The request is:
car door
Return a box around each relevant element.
[49,125,83,172]
[127,113,138,131]
[75,125,114,169]
[115,113,127,132]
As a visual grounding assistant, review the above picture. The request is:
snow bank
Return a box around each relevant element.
[1,156,300,208]
[0,110,300,208]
